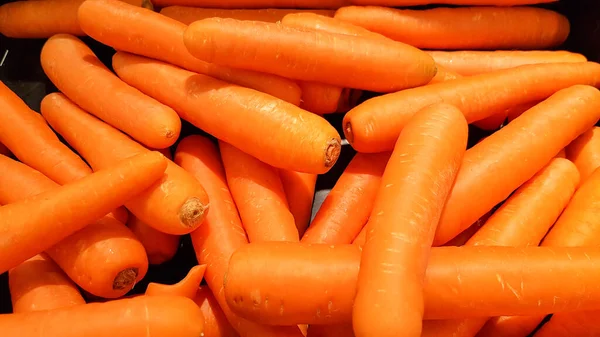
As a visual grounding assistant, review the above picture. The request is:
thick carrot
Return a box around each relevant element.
[9,254,85,313]
[183,18,437,92]
[113,52,341,174]
[279,170,317,237]
[153,0,348,8]
[428,50,587,76]
[349,0,557,4]
[335,6,569,50]
[78,0,301,105]
[303,152,389,245]
[127,215,180,265]
[0,151,166,274]
[195,287,240,337]
[161,7,335,24]
[566,127,600,182]
[146,265,206,299]
[41,92,210,235]
[0,296,204,337]
[220,141,299,243]
[225,244,600,324]
[174,135,305,337]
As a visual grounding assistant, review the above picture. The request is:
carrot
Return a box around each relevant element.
[127,215,180,265]
[160,7,335,24]
[344,62,600,153]
[153,0,348,8]
[566,127,600,182]
[9,254,85,313]
[279,170,317,237]
[174,135,305,337]
[183,18,437,92]
[195,287,240,337]
[0,0,85,37]
[427,50,587,77]
[349,0,557,4]
[0,151,166,274]
[41,92,210,235]
[113,52,341,174]
[334,6,569,50]
[225,244,600,324]
[302,152,389,245]
[435,85,600,245]
[220,141,299,243]
[0,296,204,337]
[78,0,301,105]
[146,265,206,299]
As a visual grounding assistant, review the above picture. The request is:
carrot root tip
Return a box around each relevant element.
[113,268,139,290]
[325,138,342,168]
[179,197,208,228]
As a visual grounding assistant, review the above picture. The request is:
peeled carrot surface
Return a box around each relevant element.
[161,7,335,24]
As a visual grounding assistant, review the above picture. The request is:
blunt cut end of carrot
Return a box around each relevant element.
[179,197,209,228]
[112,267,138,290]
[325,139,342,168]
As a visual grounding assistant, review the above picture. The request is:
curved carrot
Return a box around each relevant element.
[161,6,335,24]
[335,6,569,50]
[127,215,180,265]
[183,18,437,92]
[41,34,181,149]
[9,254,85,313]
[195,287,240,337]
[174,135,305,337]
[220,141,299,243]
[78,0,300,105]
[113,52,341,174]
[566,126,600,182]
[344,62,600,153]
[41,92,209,235]
[279,170,317,237]
[302,152,389,245]
[428,50,587,77]
[0,296,204,337]
[146,265,206,299]
[153,0,348,8]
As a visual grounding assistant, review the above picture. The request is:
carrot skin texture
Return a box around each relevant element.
[343,62,600,153]
[9,254,85,313]
[195,287,240,337]
[152,0,349,9]
[113,52,341,174]
[183,18,437,92]
[41,92,209,235]
[279,170,317,237]
[0,0,85,37]
[0,296,204,337]
[128,215,180,265]
[566,126,600,182]
[146,265,206,299]
[161,7,335,24]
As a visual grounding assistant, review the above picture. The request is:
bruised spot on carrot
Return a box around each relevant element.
[113,268,138,290]
[325,139,342,168]
[179,197,208,228]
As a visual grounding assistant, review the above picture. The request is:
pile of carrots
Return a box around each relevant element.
[2,0,600,336]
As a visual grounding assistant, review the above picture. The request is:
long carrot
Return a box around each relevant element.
[153,0,349,8]
[335,6,569,50]
[113,52,341,174]
[183,18,437,92]
[127,215,180,265]
[174,135,306,337]
[349,0,557,4]
[160,7,335,24]
[0,296,204,337]
[195,287,240,337]
[427,50,587,77]
[566,126,600,182]
[78,0,301,105]
[225,244,600,324]
[146,265,206,299]
[9,254,85,313]
[279,170,317,237]
[41,92,210,235]
[0,151,166,274]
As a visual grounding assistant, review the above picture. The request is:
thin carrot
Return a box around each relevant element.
[349,0,557,4]
[113,52,341,174]
[0,151,166,274]
[160,7,335,24]
[334,6,569,50]
[174,135,305,337]
[0,296,204,337]
[183,18,437,92]
[566,127,600,182]
[195,287,240,337]
[427,50,587,76]
[127,215,180,265]
[41,92,210,235]
[220,141,299,243]
[153,0,349,8]
[146,265,206,299]
[302,152,389,245]
[78,0,301,105]
[279,170,317,237]
[9,254,85,313]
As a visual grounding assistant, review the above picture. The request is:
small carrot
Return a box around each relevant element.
[279,170,317,237]
[160,7,335,24]
[153,0,348,8]
[195,287,240,337]
[334,6,569,50]
[41,92,209,235]
[127,215,180,265]
[427,50,587,76]
[0,296,204,337]
[78,0,301,105]
[566,127,600,182]
[9,254,85,313]
[183,18,437,92]
[113,52,341,174]
[302,152,389,245]
[146,265,206,299]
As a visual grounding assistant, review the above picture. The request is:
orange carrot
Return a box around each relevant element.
[344,63,600,153]
[279,170,317,237]
[0,0,85,37]
[174,135,305,337]
[113,52,341,174]
[161,7,335,24]
[195,287,240,337]
[183,18,437,92]
[302,152,389,245]
[435,85,600,245]
[127,215,180,265]
[78,0,301,105]
[220,141,299,243]
[41,92,209,235]
[0,151,166,274]
[335,6,569,50]
[0,296,204,337]
[349,0,557,4]
[427,50,587,76]
[153,0,348,8]
[566,127,600,182]
[146,265,206,299]
[9,254,85,313]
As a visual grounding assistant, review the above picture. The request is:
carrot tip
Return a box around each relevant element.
[325,138,342,168]
[113,268,139,290]
[179,197,208,228]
